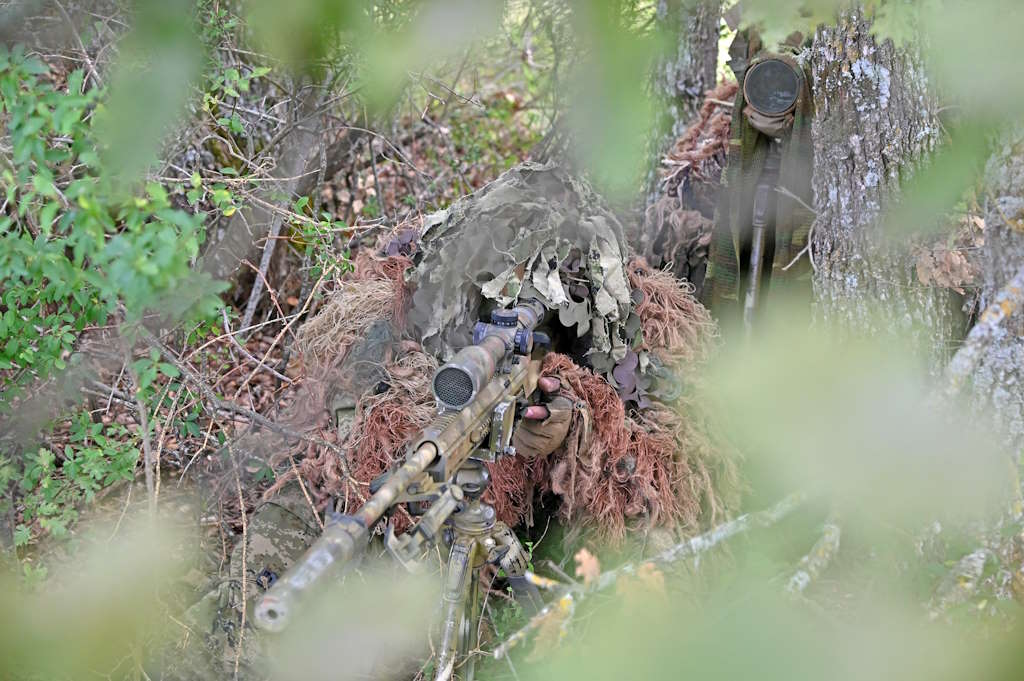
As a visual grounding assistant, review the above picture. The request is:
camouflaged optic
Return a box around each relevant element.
[405,162,639,376]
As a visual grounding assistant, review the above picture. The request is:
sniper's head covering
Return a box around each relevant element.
[404,162,637,374]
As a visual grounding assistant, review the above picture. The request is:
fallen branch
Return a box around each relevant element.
[221,308,293,383]
[138,328,350,476]
[944,264,1024,398]
[493,493,805,659]
[123,340,156,516]
[928,548,989,619]
[786,520,841,594]
[239,215,284,333]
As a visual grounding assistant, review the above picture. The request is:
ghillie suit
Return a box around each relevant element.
[270,162,737,541]
[406,162,636,377]
[703,33,816,327]
[642,82,739,297]
[484,259,739,542]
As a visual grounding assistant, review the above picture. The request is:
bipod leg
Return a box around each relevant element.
[434,533,480,681]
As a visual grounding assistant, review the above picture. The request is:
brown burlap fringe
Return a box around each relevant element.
[276,248,738,542]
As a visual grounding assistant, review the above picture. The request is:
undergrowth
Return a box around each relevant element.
[0,0,550,571]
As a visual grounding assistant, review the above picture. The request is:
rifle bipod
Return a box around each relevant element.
[432,458,528,681]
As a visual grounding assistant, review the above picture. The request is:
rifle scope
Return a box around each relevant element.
[432,299,546,411]
[743,58,800,116]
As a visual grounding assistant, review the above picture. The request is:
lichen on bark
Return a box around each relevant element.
[809,10,957,370]
[639,0,722,252]
[653,0,722,139]
[970,130,1024,452]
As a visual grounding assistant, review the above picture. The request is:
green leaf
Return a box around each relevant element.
[158,362,180,378]
[13,524,30,547]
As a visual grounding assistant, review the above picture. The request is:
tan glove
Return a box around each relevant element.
[512,376,574,459]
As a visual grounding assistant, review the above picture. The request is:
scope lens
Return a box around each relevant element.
[433,366,475,409]
[744,59,800,115]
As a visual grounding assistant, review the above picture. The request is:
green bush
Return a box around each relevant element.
[0,45,228,551]
[0,45,224,403]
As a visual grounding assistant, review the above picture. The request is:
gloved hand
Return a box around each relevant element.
[512,376,574,459]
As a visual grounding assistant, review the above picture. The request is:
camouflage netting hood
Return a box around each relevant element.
[263,161,741,543]
[405,162,635,373]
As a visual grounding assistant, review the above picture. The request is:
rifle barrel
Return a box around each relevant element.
[253,442,438,632]
[354,442,438,527]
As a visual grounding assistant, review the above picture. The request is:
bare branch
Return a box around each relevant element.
[944,264,1024,397]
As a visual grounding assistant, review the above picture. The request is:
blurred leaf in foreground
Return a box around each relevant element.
[0,520,188,680]
[564,0,658,201]
[703,301,1008,529]
[267,559,437,681]
[94,0,203,186]
[526,555,1024,681]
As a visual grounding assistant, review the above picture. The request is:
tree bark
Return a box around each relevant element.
[642,0,720,207]
[653,0,722,141]
[969,130,1024,450]
[809,10,957,369]
[635,0,721,255]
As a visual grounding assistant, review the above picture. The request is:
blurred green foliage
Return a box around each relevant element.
[266,563,438,681]
[0,35,222,551]
[0,521,187,680]
[2,3,1024,678]
[705,307,1007,526]
[95,0,203,184]
[563,0,659,200]
[525,559,1024,681]
[0,46,224,400]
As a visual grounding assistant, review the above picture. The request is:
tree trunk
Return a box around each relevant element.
[970,131,1024,450]
[634,0,721,261]
[809,10,957,369]
[641,0,720,209]
[653,0,721,142]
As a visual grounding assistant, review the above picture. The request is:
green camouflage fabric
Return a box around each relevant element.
[169,484,319,681]
[704,39,816,324]
[405,161,638,375]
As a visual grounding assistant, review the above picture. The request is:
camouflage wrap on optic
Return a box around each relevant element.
[704,39,816,322]
[405,162,638,376]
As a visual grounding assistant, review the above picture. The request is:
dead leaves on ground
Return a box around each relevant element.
[914,214,985,295]
[574,548,601,586]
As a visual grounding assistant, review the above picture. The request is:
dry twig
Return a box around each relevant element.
[944,264,1024,397]
[786,519,841,594]
[493,493,805,659]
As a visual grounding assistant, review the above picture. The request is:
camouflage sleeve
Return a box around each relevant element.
[168,483,321,681]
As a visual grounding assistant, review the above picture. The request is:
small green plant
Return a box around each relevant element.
[0,45,228,553]
[290,194,355,278]
[491,592,526,639]
[12,412,139,546]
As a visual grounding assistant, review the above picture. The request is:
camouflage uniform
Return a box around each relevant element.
[174,162,644,678]
[703,32,816,326]
[406,161,639,377]
[170,485,319,681]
